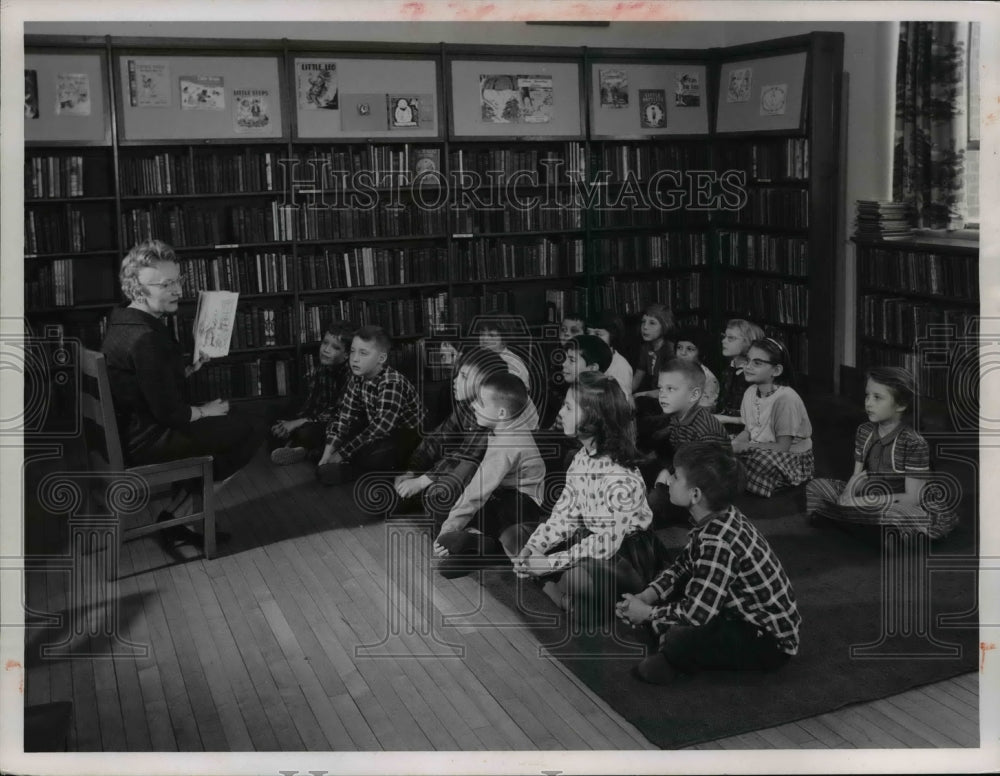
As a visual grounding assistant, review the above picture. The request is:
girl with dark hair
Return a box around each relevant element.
[805,367,958,538]
[631,303,676,418]
[731,337,814,497]
[507,371,668,623]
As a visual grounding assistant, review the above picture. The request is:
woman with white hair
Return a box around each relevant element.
[101,239,263,547]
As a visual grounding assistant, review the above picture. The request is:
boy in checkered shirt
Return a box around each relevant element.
[617,441,800,684]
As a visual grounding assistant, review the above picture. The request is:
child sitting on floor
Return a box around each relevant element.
[714,318,765,433]
[587,310,635,407]
[317,325,425,487]
[477,314,531,392]
[393,347,519,519]
[731,337,814,497]
[805,367,959,539]
[617,441,800,685]
[509,372,665,624]
[433,372,545,579]
[632,303,676,418]
[672,326,721,412]
[646,359,730,524]
[268,321,353,465]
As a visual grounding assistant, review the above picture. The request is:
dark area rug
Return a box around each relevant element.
[481,503,978,749]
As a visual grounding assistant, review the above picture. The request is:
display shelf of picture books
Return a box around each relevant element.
[25,32,846,402]
[854,233,979,403]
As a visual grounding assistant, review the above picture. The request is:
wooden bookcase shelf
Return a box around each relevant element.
[26,31,845,402]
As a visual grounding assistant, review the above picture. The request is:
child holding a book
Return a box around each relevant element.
[617,441,800,684]
[317,325,425,487]
[269,321,353,465]
[731,337,814,497]
[805,366,959,539]
[509,372,665,623]
[433,372,546,578]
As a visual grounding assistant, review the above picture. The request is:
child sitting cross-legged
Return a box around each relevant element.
[806,366,959,539]
[317,325,425,486]
[432,372,546,579]
[508,372,667,625]
[617,441,801,685]
[646,359,730,525]
[731,337,814,497]
[268,321,353,465]
[393,347,531,520]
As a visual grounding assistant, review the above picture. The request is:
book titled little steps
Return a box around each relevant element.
[855,200,914,238]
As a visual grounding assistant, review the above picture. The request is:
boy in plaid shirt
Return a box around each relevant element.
[317,325,425,487]
[618,441,800,684]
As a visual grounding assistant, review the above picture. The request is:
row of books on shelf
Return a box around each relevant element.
[452,202,583,234]
[300,246,448,291]
[450,292,515,328]
[717,188,809,230]
[591,233,709,274]
[590,206,704,230]
[187,357,294,402]
[545,287,589,324]
[860,295,977,348]
[297,145,441,185]
[716,139,810,182]
[177,252,291,297]
[295,201,446,242]
[298,296,441,341]
[858,247,978,300]
[763,327,809,376]
[122,203,295,248]
[594,143,713,183]
[25,155,100,199]
[724,277,809,327]
[120,149,281,196]
[454,238,583,281]
[595,274,705,317]
[26,258,76,308]
[25,208,88,255]
[450,143,586,181]
[716,230,809,276]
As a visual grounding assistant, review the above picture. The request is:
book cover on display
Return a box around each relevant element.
[480,74,553,124]
[639,89,666,128]
[233,88,271,132]
[129,61,171,107]
[341,93,389,132]
[599,68,629,108]
[55,73,91,116]
[674,72,701,107]
[760,83,788,116]
[180,75,225,110]
[298,61,339,110]
[727,67,752,103]
[24,69,38,118]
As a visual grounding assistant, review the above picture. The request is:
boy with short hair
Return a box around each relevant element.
[433,372,545,579]
[269,321,353,465]
[558,312,586,344]
[645,359,731,523]
[617,442,800,684]
[672,326,721,412]
[317,325,425,486]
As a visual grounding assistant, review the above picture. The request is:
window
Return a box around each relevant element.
[964,22,980,226]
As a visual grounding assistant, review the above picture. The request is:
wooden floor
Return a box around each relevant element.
[22,444,980,751]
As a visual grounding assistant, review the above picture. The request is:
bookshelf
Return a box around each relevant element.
[854,234,979,404]
[25,32,846,407]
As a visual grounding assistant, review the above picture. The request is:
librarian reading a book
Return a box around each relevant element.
[101,239,265,548]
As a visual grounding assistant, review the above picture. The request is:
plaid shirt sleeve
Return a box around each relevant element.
[336,375,415,460]
[648,536,737,634]
[326,376,362,448]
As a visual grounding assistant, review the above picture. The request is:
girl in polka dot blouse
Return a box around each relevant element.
[507,371,667,620]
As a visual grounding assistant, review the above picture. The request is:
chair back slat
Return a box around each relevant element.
[80,349,126,472]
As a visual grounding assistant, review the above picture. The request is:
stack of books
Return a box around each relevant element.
[855,200,914,238]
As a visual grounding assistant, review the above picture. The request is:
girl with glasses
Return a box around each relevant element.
[730,337,814,497]
[714,318,765,433]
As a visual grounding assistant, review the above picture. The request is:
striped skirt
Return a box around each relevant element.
[738,448,815,498]
[805,477,959,539]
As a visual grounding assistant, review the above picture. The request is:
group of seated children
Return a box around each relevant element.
[272,308,957,684]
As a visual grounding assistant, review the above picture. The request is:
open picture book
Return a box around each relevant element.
[192,289,240,362]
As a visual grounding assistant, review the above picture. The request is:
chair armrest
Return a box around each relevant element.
[128,456,215,482]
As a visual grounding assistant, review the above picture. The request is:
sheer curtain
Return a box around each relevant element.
[892,22,969,230]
